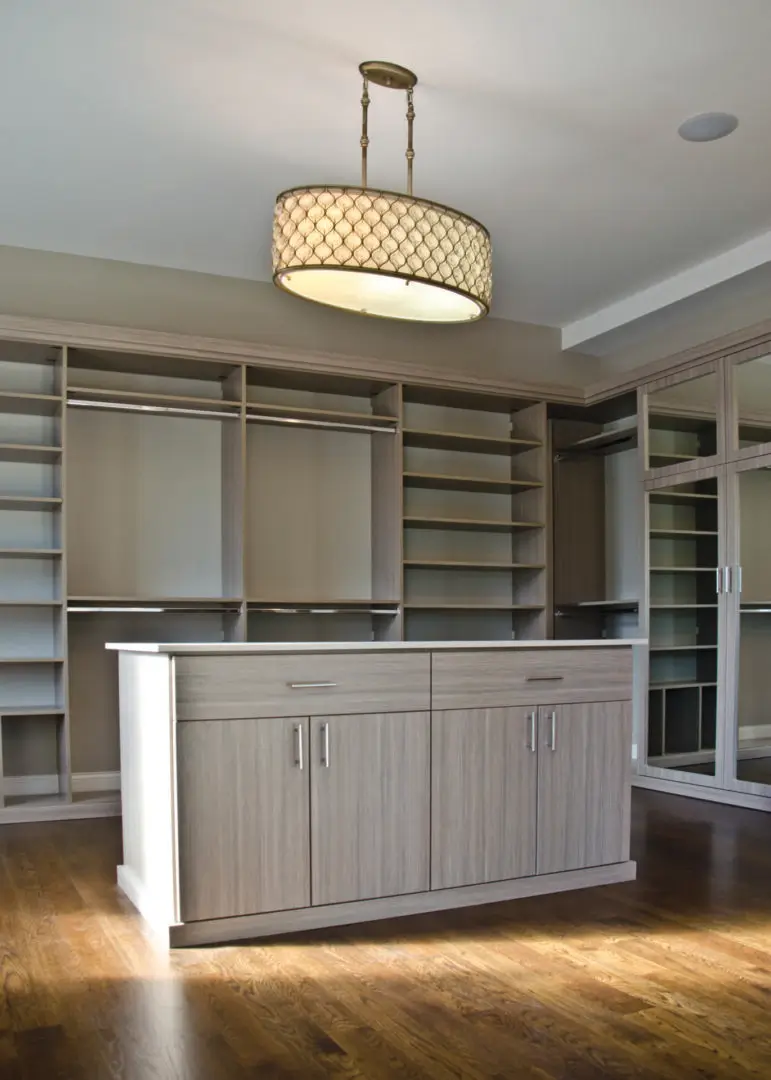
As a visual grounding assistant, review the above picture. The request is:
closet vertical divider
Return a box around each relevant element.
[221,366,246,642]
[57,345,72,801]
[510,401,549,639]
[371,383,403,640]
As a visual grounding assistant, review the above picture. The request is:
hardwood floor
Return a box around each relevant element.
[1,789,771,1078]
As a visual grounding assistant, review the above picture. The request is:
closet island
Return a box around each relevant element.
[109,638,641,947]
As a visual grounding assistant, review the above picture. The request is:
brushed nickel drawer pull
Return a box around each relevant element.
[549,711,557,752]
[525,675,564,682]
[287,681,338,689]
[528,711,537,753]
[321,722,330,768]
[293,724,304,770]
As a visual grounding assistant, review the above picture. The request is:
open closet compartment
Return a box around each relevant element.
[245,367,401,643]
[550,391,641,642]
[401,385,548,641]
[0,341,68,810]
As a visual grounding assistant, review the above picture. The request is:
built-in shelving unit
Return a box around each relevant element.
[647,475,719,769]
[401,386,548,642]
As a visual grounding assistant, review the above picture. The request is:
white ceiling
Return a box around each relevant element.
[2,0,771,345]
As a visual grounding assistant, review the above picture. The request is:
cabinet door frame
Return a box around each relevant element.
[638,463,728,790]
[721,452,771,799]
[641,359,725,481]
[724,343,771,464]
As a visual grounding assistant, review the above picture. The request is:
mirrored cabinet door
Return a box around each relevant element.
[645,364,721,475]
[726,458,771,795]
[728,350,771,461]
[645,473,723,783]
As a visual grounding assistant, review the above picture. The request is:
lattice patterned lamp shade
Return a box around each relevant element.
[273,186,492,322]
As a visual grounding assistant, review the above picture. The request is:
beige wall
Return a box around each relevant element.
[0,244,603,392]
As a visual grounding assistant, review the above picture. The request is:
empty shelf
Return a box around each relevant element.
[649,452,698,465]
[649,680,717,690]
[67,385,241,414]
[0,657,65,664]
[0,705,65,716]
[649,529,718,538]
[0,599,62,607]
[404,603,544,611]
[0,548,63,558]
[248,599,399,612]
[650,566,715,572]
[561,599,639,611]
[403,516,544,533]
[68,596,243,611]
[0,392,61,416]
[404,560,544,571]
[650,604,717,609]
[649,644,717,652]
[246,401,398,428]
[402,428,539,455]
[403,471,542,494]
[0,443,62,463]
[648,490,717,503]
[0,496,62,511]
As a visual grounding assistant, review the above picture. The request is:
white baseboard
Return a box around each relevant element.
[2,770,120,797]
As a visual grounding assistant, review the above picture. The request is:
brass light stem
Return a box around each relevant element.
[406,87,415,196]
[360,76,370,188]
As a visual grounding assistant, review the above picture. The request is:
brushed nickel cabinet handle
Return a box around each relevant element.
[321,722,330,768]
[525,675,564,682]
[294,724,304,770]
[549,711,557,752]
[287,681,338,689]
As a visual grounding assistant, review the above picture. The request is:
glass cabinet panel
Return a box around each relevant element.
[730,465,771,791]
[646,475,720,777]
[730,352,771,456]
[646,368,719,471]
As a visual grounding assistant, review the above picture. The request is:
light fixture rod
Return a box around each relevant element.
[406,87,415,195]
[360,75,370,187]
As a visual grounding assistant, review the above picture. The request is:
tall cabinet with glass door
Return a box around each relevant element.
[638,344,771,810]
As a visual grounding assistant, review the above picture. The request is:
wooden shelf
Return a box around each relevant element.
[562,599,639,611]
[0,548,62,558]
[403,471,542,494]
[404,560,544,572]
[649,490,717,503]
[67,386,241,414]
[650,604,717,609]
[0,599,62,607]
[650,681,717,690]
[0,705,65,716]
[247,599,399,611]
[404,603,544,611]
[649,529,718,538]
[0,657,65,664]
[402,428,539,455]
[246,401,397,427]
[649,452,698,465]
[649,644,717,652]
[0,496,62,511]
[0,392,61,416]
[403,516,544,533]
[0,443,62,463]
[650,566,715,572]
[67,596,243,611]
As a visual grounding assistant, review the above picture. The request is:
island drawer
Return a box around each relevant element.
[431,648,633,710]
[174,652,431,720]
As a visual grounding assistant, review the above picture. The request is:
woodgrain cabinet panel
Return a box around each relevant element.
[177,717,310,921]
[431,707,537,889]
[431,648,633,710]
[536,701,632,875]
[311,711,430,906]
[175,652,430,720]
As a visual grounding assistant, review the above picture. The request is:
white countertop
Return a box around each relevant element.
[107,639,646,655]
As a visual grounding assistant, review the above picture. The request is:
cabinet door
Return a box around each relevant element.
[431,708,537,889]
[536,702,631,875]
[311,712,430,906]
[177,717,310,922]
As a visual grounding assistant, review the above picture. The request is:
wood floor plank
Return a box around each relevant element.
[1,791,771,1078]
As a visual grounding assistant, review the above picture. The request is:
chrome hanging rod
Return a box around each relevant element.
[67,605,241,614]
[249,606,400,615]
[67,399,239,420]
[245,413,397,435]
